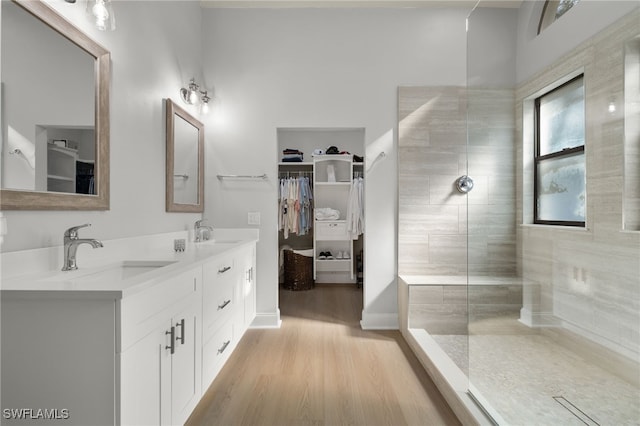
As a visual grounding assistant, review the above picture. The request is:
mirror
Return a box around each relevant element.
[0,0,110,210]
[165,99,204,213]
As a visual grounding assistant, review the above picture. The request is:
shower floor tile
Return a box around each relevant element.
[429,317,639,425]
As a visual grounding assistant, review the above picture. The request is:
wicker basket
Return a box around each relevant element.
[283,250,314,291]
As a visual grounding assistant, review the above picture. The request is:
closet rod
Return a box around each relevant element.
[217,173,268,180]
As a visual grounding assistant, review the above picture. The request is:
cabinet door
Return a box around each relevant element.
[171,301,202,426]
[245,247,257,328]
[120,322,171,426]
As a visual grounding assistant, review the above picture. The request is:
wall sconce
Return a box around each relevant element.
[180,78,200,105]
[180,78,212,114]
[87,0,116,31]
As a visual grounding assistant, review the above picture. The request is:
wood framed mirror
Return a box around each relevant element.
[0,0,110,210]
[165,99,204,213]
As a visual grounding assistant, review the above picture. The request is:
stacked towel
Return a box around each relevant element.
[315,207,340,221]
[282,148,303,162]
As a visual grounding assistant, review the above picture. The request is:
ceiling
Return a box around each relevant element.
[200,0,523,8]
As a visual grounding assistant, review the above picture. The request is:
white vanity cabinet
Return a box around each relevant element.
[201,243,256,388]
[119,267,202,426]
[1,236,258,426]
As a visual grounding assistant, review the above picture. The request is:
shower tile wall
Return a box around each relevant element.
[398,86,516,277]
[516,9,640,359]
[398,86,468,276]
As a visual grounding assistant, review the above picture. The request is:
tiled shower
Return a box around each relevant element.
[399,6,640,425]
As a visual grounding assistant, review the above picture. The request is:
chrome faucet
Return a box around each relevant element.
[62,224,103,271]
[194,219,214,242]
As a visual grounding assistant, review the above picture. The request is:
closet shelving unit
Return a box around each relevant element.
[277,126,365,286]
[313,155,355,281]
[46,144,78,193]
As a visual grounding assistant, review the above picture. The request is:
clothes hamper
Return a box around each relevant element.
[283,249,314,291]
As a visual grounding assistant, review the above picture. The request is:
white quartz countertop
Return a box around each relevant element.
[1,229,257,299]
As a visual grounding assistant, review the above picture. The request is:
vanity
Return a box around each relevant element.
[1,230,257,426]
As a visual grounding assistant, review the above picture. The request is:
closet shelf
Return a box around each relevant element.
[47,174,74,182]
[278,162,313,166]
[315,181,351,186]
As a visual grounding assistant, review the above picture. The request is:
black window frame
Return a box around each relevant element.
[534,74,586,227]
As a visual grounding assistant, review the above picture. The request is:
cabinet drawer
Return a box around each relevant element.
[202,320,234,388]
[315,221,348,240]
[120,269,200,352]
[316,259,351,272]
[202,254,238,341]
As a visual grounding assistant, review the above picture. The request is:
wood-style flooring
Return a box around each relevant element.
[186,284,460,426]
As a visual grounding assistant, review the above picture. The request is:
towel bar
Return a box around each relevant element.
[216,174,268,180]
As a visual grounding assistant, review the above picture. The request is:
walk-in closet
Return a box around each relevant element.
[277,128,365,296]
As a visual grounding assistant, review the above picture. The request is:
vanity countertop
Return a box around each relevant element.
[1,229,258,299]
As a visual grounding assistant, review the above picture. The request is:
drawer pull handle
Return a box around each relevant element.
[218,299,231,310]
[165,326,175,354]
[217,340,230,355]
[176,319,185,345]
[218,266,232,274]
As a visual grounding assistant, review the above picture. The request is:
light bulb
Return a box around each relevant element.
[93,1,109,24]
[189,90,198,104]
[201,102,209,114]
[608,101,616,113]
[89,0,115,31]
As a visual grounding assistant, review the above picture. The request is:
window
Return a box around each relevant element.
[538,0,580,34]
[534,75,585,226]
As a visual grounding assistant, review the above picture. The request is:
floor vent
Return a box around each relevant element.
[553,396,600,426]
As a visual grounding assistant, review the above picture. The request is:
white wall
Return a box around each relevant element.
[1,1,204,252]
[200,7,469,328]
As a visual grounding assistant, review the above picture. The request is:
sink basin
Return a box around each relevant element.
[40,260,177,284]
[81,260,177,282]
[196,239,240,245]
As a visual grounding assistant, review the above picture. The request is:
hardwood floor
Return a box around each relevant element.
[186,284,460,426]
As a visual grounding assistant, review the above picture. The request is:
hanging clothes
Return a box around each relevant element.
[346,177,364,239]
[278,175,313,239]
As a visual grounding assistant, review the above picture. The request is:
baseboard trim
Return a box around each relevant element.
[250,310,282,329]
[360,311,399,330]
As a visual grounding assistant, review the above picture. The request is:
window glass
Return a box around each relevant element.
[555,0,580,19]
[536,153,585,222]
[539,77,584,156]
[535,74,585,226]
[539,0,581,34]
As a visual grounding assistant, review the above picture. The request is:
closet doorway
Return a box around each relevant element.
[277,128,365,313]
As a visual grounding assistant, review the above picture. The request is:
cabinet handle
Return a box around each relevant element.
[176,319,185,346]
[218,266,231,274]
[217,340,230,355]
[218,299,231,310]
[165,326,175,354]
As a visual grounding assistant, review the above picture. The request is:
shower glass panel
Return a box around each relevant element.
[466,3,640,425]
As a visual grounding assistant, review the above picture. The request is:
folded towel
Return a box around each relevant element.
[315,207,340,220]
